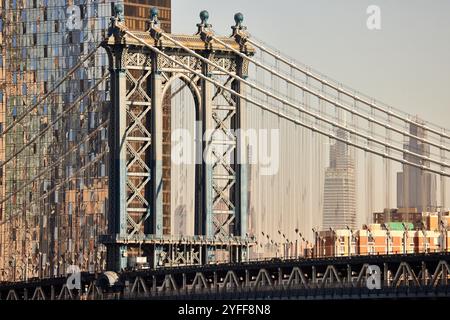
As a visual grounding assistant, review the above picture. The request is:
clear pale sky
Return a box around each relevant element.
[172,0,450,128]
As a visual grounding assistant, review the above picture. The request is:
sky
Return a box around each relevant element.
[172,0,450,129]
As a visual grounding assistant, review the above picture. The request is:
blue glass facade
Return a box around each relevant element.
[0,0,171,281]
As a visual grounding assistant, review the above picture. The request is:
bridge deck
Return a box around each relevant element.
[1,253,449,300]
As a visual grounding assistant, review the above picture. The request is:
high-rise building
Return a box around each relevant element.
[397,119,437,212]
[0,0,5,280]
[124,0,171,32]
[322,128,357,230]
[0,0,171,282]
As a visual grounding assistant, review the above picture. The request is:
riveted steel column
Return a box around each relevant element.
[234,56,249,262]
[107,45,128,272]
[202,59,215,263]
[231,14,253,262]
[152,52,164,267]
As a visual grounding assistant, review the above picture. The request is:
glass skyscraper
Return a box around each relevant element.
[0,0,171,281]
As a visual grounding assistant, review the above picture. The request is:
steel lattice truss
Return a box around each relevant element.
[101,13,252,270]
[1,253,450,300]
[124,51,153,239]
[210,74,238,241]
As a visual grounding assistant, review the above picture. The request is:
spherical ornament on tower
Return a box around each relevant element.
[200,10,209,24]
[114,3,124,15]
[234,12,244,26]
[150,7,159,20]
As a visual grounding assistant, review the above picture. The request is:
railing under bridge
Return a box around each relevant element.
[0,253,449,300]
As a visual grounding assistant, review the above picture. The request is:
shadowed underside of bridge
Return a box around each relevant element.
[0,253,449,300]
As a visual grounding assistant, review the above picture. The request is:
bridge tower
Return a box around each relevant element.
[101,6,255,271]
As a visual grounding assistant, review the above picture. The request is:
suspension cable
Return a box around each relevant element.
[123,30,449,178]
[0,120,109,208]
[250,76,444,159]
[0,149,108,226]
[212,35,450,154]
[1,42,102,138]
[247,37,450,142]
[157,32,450,169]
[0,73,109,170]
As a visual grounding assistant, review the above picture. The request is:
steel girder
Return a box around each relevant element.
[1,256,450,300]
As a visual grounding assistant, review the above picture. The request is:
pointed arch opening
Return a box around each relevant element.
[161,74,201,237]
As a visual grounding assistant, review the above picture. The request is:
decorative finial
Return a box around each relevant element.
[114,3,125,21]
[108,3,126,37]
[234,12,244,27]
[150,7,159,22]
[199,10,209,25]
[196,9,213,42]
[231,12,248,46]
[147,6,164,40]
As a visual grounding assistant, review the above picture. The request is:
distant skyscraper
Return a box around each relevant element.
[322,129,357,230]
[397,119,437,212]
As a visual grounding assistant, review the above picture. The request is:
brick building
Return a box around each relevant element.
[314,212,450,257]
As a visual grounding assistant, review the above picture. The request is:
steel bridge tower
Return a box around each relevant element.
[101,6,254,271]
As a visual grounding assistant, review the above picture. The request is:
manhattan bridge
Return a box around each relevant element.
[0,6,449,300]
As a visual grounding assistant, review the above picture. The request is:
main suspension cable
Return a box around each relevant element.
[0,73,109,170]
[247,36,450,142]
[213,35,450,154]
[0,120,109,208]
[157,32,449,169]
[123,30,449,178]
[0,149,108,226]
[1,42,103,139]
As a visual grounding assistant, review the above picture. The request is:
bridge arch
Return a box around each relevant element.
[160,74,202,237]
[160,73,202,117]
